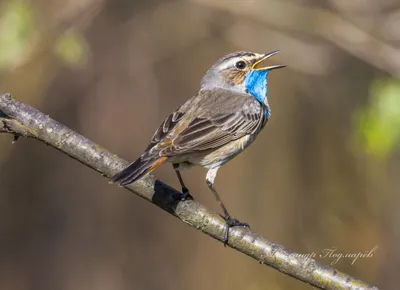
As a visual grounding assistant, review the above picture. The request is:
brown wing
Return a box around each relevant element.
[160,103,267,156]
[146,89,267,156]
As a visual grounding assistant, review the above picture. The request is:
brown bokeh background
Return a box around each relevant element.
[1,0,399,289]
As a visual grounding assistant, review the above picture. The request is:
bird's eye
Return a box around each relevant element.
[235,61,247,70]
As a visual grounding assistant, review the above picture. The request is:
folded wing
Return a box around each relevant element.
[158,91,267,156]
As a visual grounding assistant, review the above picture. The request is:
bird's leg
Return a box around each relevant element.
[173,164,192,201]
[206,168,250,246]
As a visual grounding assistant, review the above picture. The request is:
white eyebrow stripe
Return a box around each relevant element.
[219,54,264,70]
[219,57,242,70]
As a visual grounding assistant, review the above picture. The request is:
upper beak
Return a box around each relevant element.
[252,50,286,71]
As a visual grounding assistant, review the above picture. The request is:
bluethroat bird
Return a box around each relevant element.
[111,51,285,244]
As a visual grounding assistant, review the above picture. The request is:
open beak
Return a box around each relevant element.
[252,50,286,71]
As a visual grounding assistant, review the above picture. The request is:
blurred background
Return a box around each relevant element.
[0,0,399,289]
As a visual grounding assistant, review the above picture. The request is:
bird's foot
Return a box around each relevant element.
[221,215,250,246]
[180,186,193,201]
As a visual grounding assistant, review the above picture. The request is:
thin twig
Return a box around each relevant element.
[0,93,379,290]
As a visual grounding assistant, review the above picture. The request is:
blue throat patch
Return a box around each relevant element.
[244,70,271,118]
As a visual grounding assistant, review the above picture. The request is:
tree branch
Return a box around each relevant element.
[0,93,379,290]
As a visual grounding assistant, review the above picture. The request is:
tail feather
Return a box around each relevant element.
[110,153,167,186]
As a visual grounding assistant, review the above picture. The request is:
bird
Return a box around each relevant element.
[110,50,285,244]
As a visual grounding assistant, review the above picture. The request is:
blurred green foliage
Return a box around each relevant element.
[355,79,400,160]
[54,30,88,68]
[0,0,35,70]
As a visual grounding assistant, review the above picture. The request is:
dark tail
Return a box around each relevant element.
[110,152,167,186]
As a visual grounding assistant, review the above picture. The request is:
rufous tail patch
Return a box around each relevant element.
[148,157,168,173]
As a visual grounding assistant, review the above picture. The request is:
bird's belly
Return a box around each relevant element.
[172,134,255,169]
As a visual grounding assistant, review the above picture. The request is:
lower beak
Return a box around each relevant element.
[252,50,286,71]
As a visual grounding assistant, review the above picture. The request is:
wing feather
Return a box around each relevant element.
[161,106,266,156]
[147,110,184,149]
[146,90,268,156]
